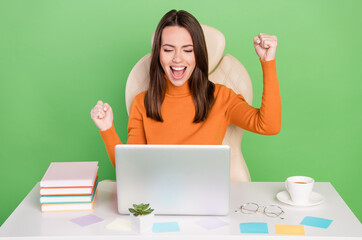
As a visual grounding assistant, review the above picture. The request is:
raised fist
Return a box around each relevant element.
[90,100,113,131]
[254,33,278,61]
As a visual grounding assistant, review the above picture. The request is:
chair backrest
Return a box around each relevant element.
[125,25,252,182]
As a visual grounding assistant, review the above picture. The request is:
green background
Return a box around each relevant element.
[0,0,361,226]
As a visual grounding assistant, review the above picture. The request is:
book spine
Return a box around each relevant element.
[39,176,98,196]
[41,190,98,212]
[39,181,98,204]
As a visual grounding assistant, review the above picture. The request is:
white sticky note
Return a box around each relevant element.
[106,218,132,231]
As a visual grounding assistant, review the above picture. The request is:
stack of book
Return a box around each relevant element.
[39,162,99,212]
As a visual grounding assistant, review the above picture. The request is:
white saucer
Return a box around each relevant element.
[276,191,324,207]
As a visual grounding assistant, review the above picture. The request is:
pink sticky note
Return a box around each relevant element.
[70,214,104,227]
[196,217,229,230]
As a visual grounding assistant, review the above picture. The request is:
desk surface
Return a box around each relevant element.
[0,181,361,240]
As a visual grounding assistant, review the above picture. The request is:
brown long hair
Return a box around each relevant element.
[145,9,215,123]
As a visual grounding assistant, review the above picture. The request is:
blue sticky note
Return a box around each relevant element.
[152,222,180,233]
[240,222,268,234]
[300,216,333,229]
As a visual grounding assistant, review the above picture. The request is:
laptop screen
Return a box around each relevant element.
[115,144,230,216]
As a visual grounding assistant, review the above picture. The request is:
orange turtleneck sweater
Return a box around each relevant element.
[100,59,281,167]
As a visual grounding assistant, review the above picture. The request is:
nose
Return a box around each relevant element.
[172,50,182,63]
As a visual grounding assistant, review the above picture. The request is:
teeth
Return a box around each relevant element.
[171,67,186,71]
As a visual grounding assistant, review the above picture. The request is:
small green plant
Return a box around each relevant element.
[129,203,154,217]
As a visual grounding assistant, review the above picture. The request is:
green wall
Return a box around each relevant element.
[1,0,361,226]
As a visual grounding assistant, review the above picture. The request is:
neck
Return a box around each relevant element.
[165,74,191,96]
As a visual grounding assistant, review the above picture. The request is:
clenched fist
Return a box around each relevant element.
[90,100,113,131]
[254,33,277,61]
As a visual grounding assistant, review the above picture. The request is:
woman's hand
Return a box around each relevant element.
[90,100,113,131]
[254,33,277,61]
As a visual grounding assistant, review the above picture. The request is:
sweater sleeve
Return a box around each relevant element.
[99,123,122,167]
[127,93,147,144]
[99,94,147,168]
[227,58,281,135]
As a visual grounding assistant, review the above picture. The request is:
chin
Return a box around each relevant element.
[170,79,187,87]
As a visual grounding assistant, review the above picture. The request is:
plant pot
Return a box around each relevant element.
[129,212,155,233]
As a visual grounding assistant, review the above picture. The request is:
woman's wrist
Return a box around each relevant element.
[99,122,113,132]
[260,57,275,62]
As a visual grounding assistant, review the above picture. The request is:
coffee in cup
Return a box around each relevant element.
[285,176,314,204]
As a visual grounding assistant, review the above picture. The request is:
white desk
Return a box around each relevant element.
[1,181,361,239]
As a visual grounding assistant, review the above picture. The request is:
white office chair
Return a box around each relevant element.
[125,25,253,182]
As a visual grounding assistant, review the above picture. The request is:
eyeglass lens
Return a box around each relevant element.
[264,205,283,217]
[241,203,259,213]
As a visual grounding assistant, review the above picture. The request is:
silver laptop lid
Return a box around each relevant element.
[115,145,230,216]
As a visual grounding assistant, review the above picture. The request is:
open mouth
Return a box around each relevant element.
[170,66,187,80]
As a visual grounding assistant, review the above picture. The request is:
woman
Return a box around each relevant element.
[90,10,281,175]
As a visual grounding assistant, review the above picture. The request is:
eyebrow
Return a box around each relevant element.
[162,44,193,48]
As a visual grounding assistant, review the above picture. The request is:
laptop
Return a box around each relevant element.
[115,144,230,215]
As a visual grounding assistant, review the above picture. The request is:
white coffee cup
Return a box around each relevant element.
[285,176,314,204]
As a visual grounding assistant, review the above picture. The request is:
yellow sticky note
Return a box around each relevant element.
[106,218,132,231]
[275,224,305,235]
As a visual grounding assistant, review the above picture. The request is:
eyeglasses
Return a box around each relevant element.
[235,202,284,220]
